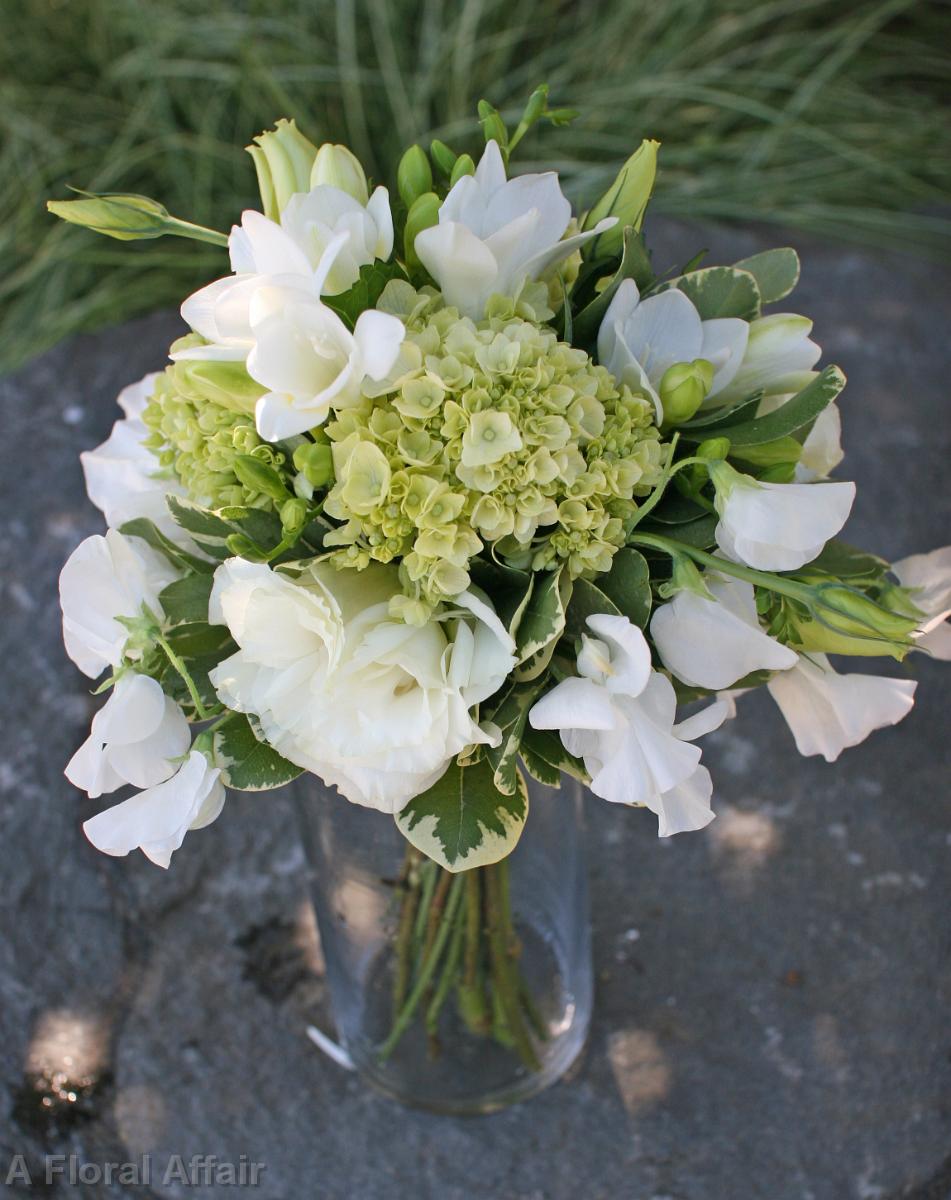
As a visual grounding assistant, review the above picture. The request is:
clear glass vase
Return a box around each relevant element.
[295,774,592,1114]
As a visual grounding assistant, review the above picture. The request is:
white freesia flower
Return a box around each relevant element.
[529,614,730,836]
[208,559,515,813]
[597,279,748,417]
[714,313,821,406]
[247,287,404,440]
[709,461,855,571]
[80,373,189,544]
[650,573,797,689]
[82,750,226,869]
[415,140,615,320]
[59,530,177,678]
[278,186,393,296]
[767,653,916,762]
[758,388,844,481]
[892,546,951,660]
[66,673,190,798]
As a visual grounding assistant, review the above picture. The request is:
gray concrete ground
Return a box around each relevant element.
[0,220,949,1200]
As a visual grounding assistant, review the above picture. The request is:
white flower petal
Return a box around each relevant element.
[353,309,405,380]
[701,318,749,397]
[529,677,618,732]
[414,221,500,319]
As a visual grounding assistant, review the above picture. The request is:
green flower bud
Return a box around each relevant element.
[732,436,802,471]
[47,192,228,248]
[793,582,921,659]
[429,139,458,178]
[293,442,334,488]
[232,455,291,503]
[403,192,441,268]
[659,359,713,426]
[583,139,659,259]
[280,497,309,534]
[226,532,266,560]
[449,154,476,187]
[696,436,731,461]
[246,119,319,221]
[397,145,433,209]
[310,142,369,204]
[477,100,508,150]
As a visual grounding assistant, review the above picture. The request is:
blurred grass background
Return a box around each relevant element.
[2,0,949,373]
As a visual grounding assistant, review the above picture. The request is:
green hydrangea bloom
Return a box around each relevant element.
[323,284,667,612]
[141,336,293,510]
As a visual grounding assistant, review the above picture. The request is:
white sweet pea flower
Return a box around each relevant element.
[80,373,190,544]
[758,388,844,481]
[892,546,951,660]
[597,278,748,418]
[414,140,615,320]
[529,614,730,836]
[82,750,226,869]
[246,287,404,440]
[66,674,190,798]
[709,461,855,571]
[208,559,515,813]
[650,573,797,689]
[714,313,821,406]
[767,653,916,762]
[59,530,178,679]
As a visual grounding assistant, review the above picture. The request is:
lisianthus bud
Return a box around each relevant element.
[48,193,173,241]
[582,139,659,259]
[310,142,369,204]
[659,359,713,426]
[246,119,319,221]
[397,145,433,209]
[403,192,441,268]
[293,442,334,488]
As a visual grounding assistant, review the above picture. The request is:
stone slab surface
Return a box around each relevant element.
[0,220,948,1200]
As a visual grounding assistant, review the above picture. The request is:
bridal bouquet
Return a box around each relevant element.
[52,90,949,1068]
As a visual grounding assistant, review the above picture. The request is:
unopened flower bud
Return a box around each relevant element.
[246,119,319,220]
[478,100,508,151]
[397,145,433,209]
[310,142,369,204]
[403,192,441,267]
[450,154,476,187]
[47,193,171,242]
[659,358,713,426]
[583,139,659,258]
[429,139,458,178]
[696,437,731,461]
[792,582,921,659]
[232,455,290,503]
[292,442,334,488]
[280,498,309,534]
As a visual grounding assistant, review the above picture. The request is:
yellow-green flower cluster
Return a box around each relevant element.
[323,284,666,613]
[141,338,291,510]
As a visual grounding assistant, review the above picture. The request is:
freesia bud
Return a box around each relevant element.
[449,154,476,186]
[583,139,659,259]
[293,442,334,488]
[246,119,319,221]
[430,139,458,177]
[478,101,508,150]
[397,145,433,209]
[403,191,441,268]
[659,359,713,426]
[310,142,369,204]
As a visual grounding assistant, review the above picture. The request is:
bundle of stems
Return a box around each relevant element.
[379,849,546,1071]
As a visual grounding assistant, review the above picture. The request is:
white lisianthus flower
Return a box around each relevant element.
[650,573,797,689]
[207,559,515,813]
[709,461,855,571]
[766,653,916,762]
[529,614,731,836]
[892,546,951,660]
[247,287,405,440]
[414,140,616,320]
[597,279,748,418]
[714,313,821,406]
[66,673,190,798]
[80,374,189,544]
[59,530,177,678]
[82,750,226,869]
[757,388,844,481]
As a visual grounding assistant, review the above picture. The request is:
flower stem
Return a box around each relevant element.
[393,849,422,1015]
[485,862,541,1072]
[155,633,211,719]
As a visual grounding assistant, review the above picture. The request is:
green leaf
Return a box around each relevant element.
[571,227,653,346]
[597,548,652,627]
[806,539,890,584]
[164,621,233,658]
[323,260,408,328]
[565,576,621,638]
[469,559,534,639]
[166,495,285,559]
[673,265,761,321]
[119,518,211,574]
[513,566,569,681]
[484,682,543,796]
[520,726,589,786]
[642,492,708,525]
[689,365,845,447]
[395,758,529,873]
[647,513,718,549]
[734,248,800,304]
[679,390,763,430]
[159,574,213,626]
[213,714,303,791]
